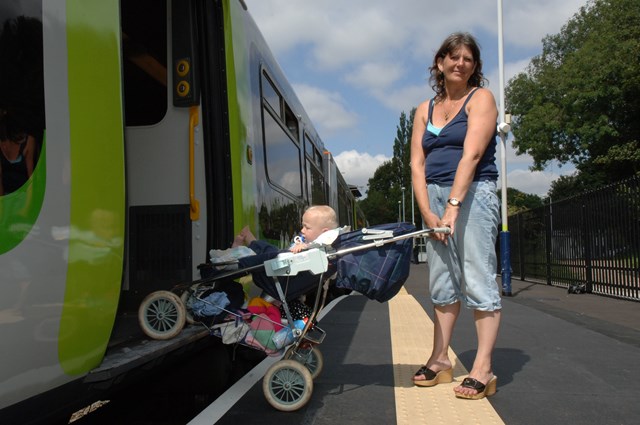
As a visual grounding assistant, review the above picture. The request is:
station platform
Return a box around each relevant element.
[189,263,640,425]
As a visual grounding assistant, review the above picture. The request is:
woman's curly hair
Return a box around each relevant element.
[428,32,486,101]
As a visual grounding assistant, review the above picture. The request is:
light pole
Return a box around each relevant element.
[498,0,512,296]
[398,201,401,222]
[401,186,406,222]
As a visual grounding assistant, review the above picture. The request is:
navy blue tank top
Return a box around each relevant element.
[422,88,498,184]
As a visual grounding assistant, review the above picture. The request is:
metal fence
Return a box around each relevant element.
[507,175,640,301]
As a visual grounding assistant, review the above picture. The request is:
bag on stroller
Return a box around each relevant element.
[332,222,416,302]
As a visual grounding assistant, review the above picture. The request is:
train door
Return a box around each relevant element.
[120,0,232,306]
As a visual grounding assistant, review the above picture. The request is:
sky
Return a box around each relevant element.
[243,0,588,197]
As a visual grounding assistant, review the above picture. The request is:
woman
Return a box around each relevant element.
[410,32,501,400]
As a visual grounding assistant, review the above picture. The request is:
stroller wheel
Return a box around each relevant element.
[263,359,313,411]
[285,345,324,380]
[138,290,186,340]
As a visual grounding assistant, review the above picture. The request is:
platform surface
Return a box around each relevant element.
[189,263,640,425]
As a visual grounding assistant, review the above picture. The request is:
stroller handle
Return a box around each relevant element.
[262,227,450,276]
[327,227,450,259]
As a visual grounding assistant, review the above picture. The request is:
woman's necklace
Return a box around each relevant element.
[442,88,471,122]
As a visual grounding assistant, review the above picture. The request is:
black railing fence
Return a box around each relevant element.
[506,175,640,301]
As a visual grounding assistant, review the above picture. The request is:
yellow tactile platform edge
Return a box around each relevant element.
[389,288,505,425]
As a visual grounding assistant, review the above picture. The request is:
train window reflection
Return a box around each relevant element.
[261,74,281,117]
[263,108,302,197]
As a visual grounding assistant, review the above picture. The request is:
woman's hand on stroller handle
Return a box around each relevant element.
[431,227,451,234]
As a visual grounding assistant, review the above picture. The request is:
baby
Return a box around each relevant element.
[209,205,346,302]
[231,205,341,253]
[290,205,340,252]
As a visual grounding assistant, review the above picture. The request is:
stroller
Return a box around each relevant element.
[138,222,449,411]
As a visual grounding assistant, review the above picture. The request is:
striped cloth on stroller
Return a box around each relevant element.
[331,222,416,302]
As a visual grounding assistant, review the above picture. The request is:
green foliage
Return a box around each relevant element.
[547,170,609,202]
[393,110,412,187]
[360,109,417,224]
[497,188,544,215]
[358,189,394,225]
[506,0,640,185]
[593,140,640,176]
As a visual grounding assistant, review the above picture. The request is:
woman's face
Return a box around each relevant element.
[438,45,476,85]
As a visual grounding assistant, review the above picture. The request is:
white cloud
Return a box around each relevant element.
[333,150,390,194]
[497,136,535,166]
[245,0,588,196]
[376,83,432,115]
[345,62,406,91]
[313,9,406,70]
[505,169,557,197]
[503,58,533,84]
[246,0,587,113]
[503,0,586,48]
[292,83,359,134]
[246,0,587,70]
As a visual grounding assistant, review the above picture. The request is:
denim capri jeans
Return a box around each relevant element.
[425,180,502,311]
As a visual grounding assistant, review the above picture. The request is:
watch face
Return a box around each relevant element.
[448,198,460,206]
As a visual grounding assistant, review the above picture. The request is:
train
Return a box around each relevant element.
[0,0,365,423]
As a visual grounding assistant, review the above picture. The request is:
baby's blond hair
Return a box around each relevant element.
[305,205,338,229]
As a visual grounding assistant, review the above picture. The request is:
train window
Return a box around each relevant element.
[261,74,281,117]
[0,4,45,198]
[263,108,302,197]
[306,160,326,205]
[305,135,314,159]
[313,146,323,167]
[261,72,299,140]
[121,0,168,126]
[284,102,298,138]
[304,134,323,167]
[338,184,352,227]
[303,133,325,204]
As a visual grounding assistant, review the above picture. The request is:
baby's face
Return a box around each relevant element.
[300,212,325,242]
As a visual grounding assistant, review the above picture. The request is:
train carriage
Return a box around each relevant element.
[0,0,363,422]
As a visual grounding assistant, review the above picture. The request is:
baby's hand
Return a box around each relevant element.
[289,242,308,253]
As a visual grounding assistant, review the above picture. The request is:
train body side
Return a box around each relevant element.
[0,0,126,415]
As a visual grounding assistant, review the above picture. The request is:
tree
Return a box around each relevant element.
[359,160,399,224]
[497,188,544,215]
[547,172,606,202]
[360,108,416,225]
[392,110,413,191]
[506,0,640,191]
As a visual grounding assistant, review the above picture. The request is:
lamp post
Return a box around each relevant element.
[401,186,406,222]
[498,0,512,296]
[398,201,401,222]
